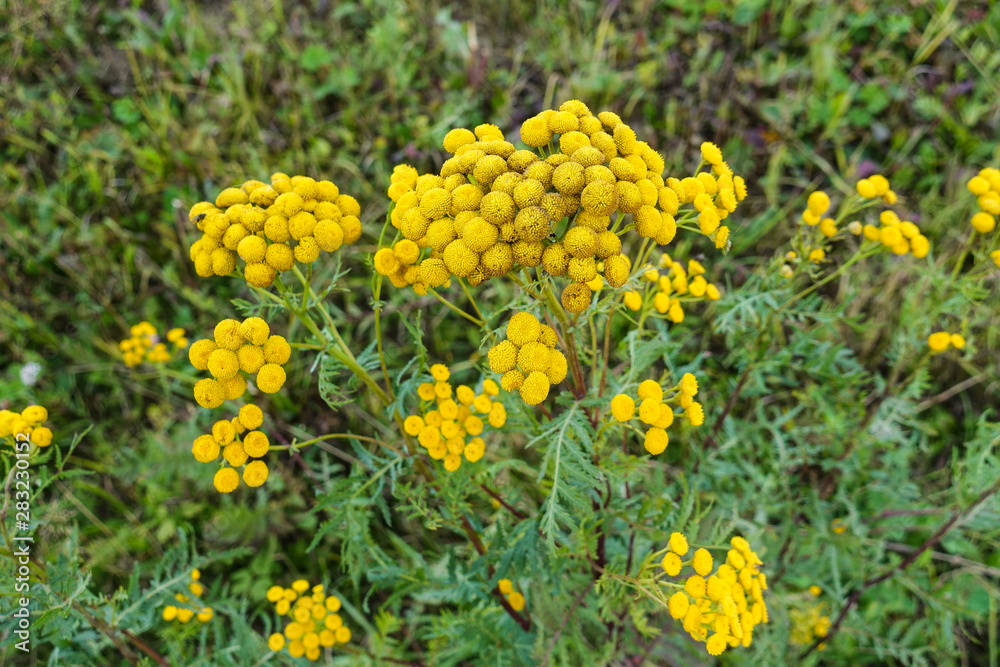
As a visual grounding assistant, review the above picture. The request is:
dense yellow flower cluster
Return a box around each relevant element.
[788,587,830,648]
[927,331,965,353]
[372,237,425,292]
[189,317,290,408]
[681,141,748,250]
[609,373,703,455]
[162,570,214,624]
[623,255,721,322]
[860,209,929,258]
[661,533,769,656]
[853,173,898,204]
[967,168,1000,233]
[265,580,352,661]
[119,322,188,367]
[191,404,270,493]
[498,578,526,611]
[0,405,53,447]
[487,312,567,405]
[404,364,506,471]
[789,178,929,273]
[380,101,747,312]
[187,174,362,288]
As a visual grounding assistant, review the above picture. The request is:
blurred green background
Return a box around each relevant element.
[2,0,999,664]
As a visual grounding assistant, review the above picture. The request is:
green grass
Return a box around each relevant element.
[1,0,999,664]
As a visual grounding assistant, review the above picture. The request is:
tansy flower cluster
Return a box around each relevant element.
[0,405,53,447]
[119,322,188,367]
[265,580,352,661]
[967,167,1000,233]
[372,237,426,292]
[927,331,966,353]
[785,184,929,275]
[497,578,526,611]
[162,569,214,624]
[189,317,291,408]
[487,312,567,405]
[404,365,506,471]
[659,533,769,656]
[187,174,362,289]
[678,141,748,250]
[860,209,930,258]
[623,255,721,323]
[609,374,703,455]
[788,587,831,648]
[853,174,898,204]
[381,100,747,314]
[191,404,271,493]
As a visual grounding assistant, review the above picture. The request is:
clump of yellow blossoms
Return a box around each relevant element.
[789,586,831,648]
[380,101,747,312]
[860,209,930,258]
[785,179,929,275]
[119,322,188,367]
[487,312,567,405]
[927,331,966,353]
[189,316,291,408]
[0,405,53,447]
[852,173,898,205]
[498,578,526,611]
[266,580,352,661]
[623,255,721,322]
[404,364,506,471]
[187,174,362,289]
[967,167,1000,233]
[609,373,703,455]
[192,404,271,493]
[162,569,214,624]
[659,533,769,656]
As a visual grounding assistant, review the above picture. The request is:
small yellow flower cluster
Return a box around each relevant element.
[265,580,352,661]
[788,589,830,648]
[119,322,188,367]
[382,101,747,315]
[498,578,526,611]
[609,374,703,455]
[191,404,270,493]
[487,312,567,405]
[967,168,1000,233]
[404,365,506,471]
[800,191,838,238]
[661,533,769,656]
[793,181,929,267]
[928,331,965,353]
[623,255,721,322]
[683,141,749,250]
[853,174,898,204]
[372,238,426,292]
[187,174,362,289]
[0,405,53,447]
[189,317,291,408]
[162,570,214,624]
[861,210,929,258]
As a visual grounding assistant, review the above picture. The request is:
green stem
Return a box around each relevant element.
[277,277,391,406]
[274,432,402,457]
[428,288,484,327]
[781,246,878,311]
[950,229,976,282]
[459,278,487,327]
